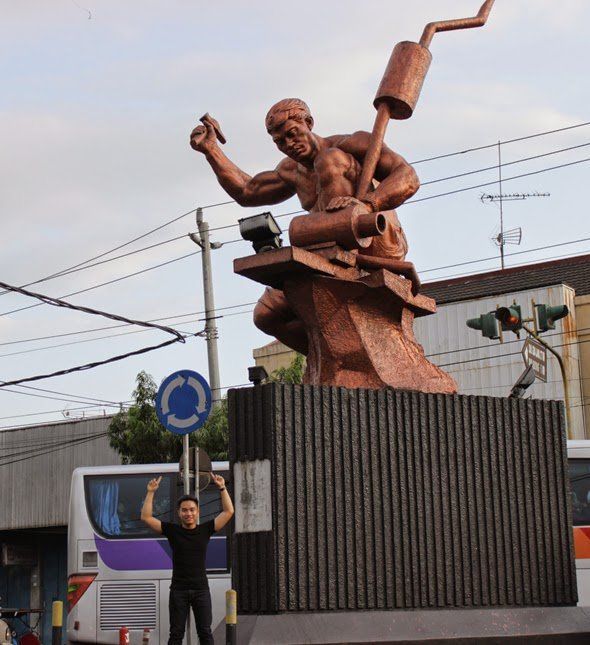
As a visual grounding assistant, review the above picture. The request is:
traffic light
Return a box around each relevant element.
[466,312,500,340]
[495,305,523,333]
[534,304,569,332]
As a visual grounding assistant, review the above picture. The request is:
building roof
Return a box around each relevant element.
[422,253,590,305]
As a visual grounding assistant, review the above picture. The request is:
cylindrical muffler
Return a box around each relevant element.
[374,41,432,120]
[289,204,386,250]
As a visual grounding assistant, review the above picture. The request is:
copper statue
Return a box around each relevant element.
[190,1,495,393]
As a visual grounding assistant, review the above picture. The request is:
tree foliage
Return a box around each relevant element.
[108,371,228,464]
[269,353,305,384]
[108,356,304,465]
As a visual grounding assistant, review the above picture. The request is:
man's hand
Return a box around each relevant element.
[146,476,162,493]
[211,472,225,489]
[325,196,370,212]
[190,114,224,154]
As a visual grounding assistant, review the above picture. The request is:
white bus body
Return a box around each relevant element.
[66,462,230,644]
[569,440,590,606]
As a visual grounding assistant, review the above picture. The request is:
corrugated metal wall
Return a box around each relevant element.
[0,416,120,530]
[414,284,586,438]
[229,384,577,613]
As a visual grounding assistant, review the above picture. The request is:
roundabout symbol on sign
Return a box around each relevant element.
[155,370,212,435]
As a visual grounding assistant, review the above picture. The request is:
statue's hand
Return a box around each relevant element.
[325,196,369,212]
[190,118,219,154]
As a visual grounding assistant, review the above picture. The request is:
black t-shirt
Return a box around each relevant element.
[161,519,216,590]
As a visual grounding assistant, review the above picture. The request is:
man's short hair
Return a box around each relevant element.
[176,494,199,509]
[265,98,313,132]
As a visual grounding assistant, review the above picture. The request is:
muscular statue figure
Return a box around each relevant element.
[190,98,420,354]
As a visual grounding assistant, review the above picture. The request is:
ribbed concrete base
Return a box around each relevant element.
[229,384,577,613]
[213,607,590,644]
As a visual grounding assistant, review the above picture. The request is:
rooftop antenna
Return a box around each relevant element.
[481,140,549,269]
[492,226,522,248]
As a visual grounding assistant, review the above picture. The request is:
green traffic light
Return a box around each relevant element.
[535,303,569,332]
[466,312,500,340]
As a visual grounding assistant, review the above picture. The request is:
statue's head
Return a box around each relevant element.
[265,98,313,132]
[265,98,317,163]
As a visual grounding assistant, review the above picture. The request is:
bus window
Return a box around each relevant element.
[569,458,590,526]
[85,473,174,538]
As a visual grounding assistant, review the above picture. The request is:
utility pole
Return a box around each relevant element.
[189,208,222,407]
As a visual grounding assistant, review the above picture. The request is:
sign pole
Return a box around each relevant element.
[195,446,200,525]
[156,369,212,645]
[183,435,192,645]
[183,435,190,495]
[523,323,573,438]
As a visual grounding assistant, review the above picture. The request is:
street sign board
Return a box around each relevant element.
[521,337,547,383]
[156,370,212,435]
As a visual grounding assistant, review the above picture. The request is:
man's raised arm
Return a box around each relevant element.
[141,476,163,534]
[210,472,234,532]
[190,117,296,207]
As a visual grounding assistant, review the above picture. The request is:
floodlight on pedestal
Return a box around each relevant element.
[238,212,283,254]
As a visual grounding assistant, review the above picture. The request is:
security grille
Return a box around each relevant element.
[99,582,157,631]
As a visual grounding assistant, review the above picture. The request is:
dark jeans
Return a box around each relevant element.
[168,588,214,645]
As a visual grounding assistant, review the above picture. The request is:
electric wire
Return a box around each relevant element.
[0,432,109,467]
[0,280,188,388]
[3,122,588,296]
[405,156,590,205]
[0,250,200,317]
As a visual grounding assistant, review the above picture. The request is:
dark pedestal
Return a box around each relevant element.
[227,384,585,642]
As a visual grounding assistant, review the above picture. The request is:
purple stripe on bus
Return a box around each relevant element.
[94,535,172,570]
[94,534,227,571]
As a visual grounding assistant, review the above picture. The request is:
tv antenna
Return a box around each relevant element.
[481,141,549,269]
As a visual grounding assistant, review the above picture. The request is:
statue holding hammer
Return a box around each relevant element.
[190,98,419,355]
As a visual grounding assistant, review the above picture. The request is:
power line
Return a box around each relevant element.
[410,120,590,165]
[0,280,188,388]
[405,156,590,205]
[0,432,109,467]
[422,248,590,283]
[0,241,588,361]
[419,141,590,187]
[0,233,188,298]
[0,405,128,423]
[0,250,200,317]
[420,236,590,275]
[4,122,587,297]
[13,383,120,406]
[0,386,123,408]
[0,302,258,354]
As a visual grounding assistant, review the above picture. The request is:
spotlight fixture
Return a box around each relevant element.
[248,365,269,386]
[238,212,283,253]
[509,364,536,399]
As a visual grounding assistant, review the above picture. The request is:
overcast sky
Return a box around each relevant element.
[1,0,589,429]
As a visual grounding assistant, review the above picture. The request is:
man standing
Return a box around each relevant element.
[141,473,234,645]
[190,98,419,353]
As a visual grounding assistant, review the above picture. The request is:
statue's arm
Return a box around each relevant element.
[343,132,420,211]
[190,120,296,207]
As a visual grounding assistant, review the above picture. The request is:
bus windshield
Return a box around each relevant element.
[85,473,175,538]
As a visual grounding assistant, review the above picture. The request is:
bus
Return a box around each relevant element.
[569,440,590,606]
[66,462,231,644]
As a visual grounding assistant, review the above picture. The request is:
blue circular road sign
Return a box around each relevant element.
[155,370,212,435]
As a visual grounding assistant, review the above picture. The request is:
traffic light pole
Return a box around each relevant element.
[522,323,573,438]
[189,208,222,407]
